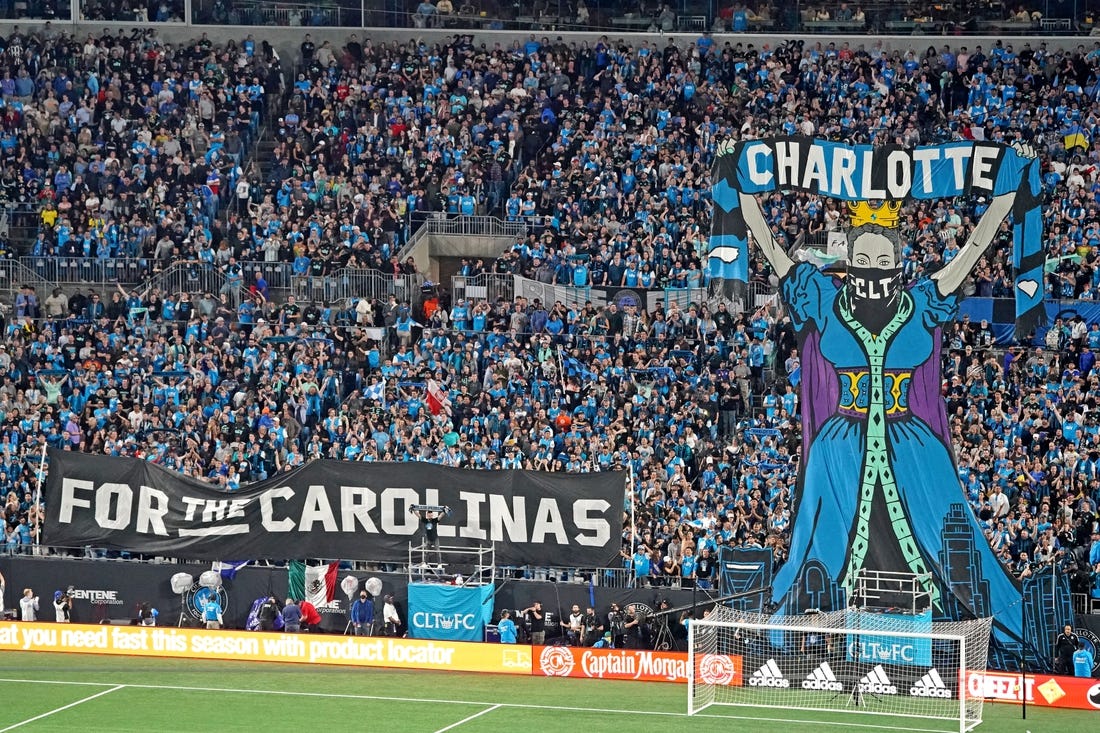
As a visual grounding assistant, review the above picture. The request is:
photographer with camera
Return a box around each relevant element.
[651,598,676,650]
[53,590,72,623]
[138,603,157,627]
[623,604,651,650]
[258,595,280,632]
[582,606,602,647]
[607,603,626,649]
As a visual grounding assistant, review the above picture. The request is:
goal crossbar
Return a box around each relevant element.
[687,609,992,733]
[719,619,967,642]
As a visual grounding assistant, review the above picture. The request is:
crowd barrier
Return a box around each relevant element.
[6,621,1094,711]
[534,644,741,685]
[965,669,1100,711]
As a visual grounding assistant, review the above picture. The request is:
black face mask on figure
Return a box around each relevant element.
[845,266,902,334]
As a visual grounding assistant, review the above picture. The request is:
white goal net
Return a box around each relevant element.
[689,606,993,733]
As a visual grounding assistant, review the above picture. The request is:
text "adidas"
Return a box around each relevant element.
[803,662,844,692]
[749,659,791,688]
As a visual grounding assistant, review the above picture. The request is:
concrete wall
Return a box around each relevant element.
[407,234,511,284]
[400,231,513,283]
[430,234,513,260]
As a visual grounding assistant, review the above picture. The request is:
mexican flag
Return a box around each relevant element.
[288,561,339,607]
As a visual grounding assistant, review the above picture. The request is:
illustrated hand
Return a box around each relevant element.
[1011,142,1036,160]
[716,138,738,158]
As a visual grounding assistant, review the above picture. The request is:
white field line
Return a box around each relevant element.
[431,704,502,733]
[0,684,124,732]
[0,678,965,732]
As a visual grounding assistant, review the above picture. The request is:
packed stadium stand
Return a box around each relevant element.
[0,2,1099,621]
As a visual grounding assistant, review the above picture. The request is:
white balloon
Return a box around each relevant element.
[198,571,222,589]
[340,575,360,599]
[170,573,194,595]
[365,577,383,597]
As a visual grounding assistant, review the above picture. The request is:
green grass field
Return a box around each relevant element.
[0,652,1091,733]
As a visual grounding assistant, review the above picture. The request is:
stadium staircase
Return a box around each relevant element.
[0,258,52,306]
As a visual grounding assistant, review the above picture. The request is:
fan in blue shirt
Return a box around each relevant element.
[498,610,518,643]
[1072,643,1094,677]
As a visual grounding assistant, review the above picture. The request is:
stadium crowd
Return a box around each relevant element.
[0,25,1097,607]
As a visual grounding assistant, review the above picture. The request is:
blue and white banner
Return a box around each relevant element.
[407,583,494,642]
[845,610,933,667]
[710,136,1044,335]
[716,546,773,612]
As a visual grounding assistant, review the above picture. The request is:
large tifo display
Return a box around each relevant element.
[709,137,1072,671]
[42,449,624,567]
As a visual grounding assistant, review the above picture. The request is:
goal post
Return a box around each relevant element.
[688,607,993,733]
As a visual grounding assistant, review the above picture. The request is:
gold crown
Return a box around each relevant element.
[847,200,902,229]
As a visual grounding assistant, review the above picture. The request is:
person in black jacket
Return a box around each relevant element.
[607,603,625,649]
[1055,625,1079,675]
[523,601,546,645]
[257,595,279,632]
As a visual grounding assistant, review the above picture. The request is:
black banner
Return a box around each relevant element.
[43,449,625,567]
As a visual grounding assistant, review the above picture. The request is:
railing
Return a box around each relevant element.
[0,3,1090,38]
[330,269,422,304]
[136,262,223,298]
[13,258,423,304]
[509,275,707,313]
[211,0,344,27]
[1071,592,1100,615]
[423,214,528,239]
[1,201,42,246]
[0,258,54,303]
[751,280,780,308]
[0,543,632,589]
[395,218,432,263]
[496,565,633,589]
[452,273,516,305]
[655,288,707,311]
[21,256,152,285]
[396,213,527,268]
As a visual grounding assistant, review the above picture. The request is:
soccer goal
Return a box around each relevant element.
[688,606,993,733]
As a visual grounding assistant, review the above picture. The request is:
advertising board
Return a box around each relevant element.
[0,622,532,675]
[965,670,1100,711]
[533,645,741,685]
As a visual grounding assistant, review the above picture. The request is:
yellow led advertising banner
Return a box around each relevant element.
[0,622,532,675]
